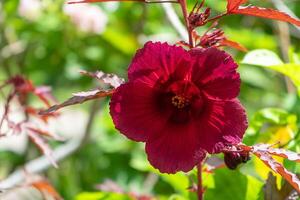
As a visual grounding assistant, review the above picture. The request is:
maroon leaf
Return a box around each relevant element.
[25,106,58,123]
[26,126,64,141]
[34,86,57,107]
[231,6,300,26]
[80,70,125,88]
[219,38,248,52]
[27,130,58,168]
[254,150,300,193]
[0,176,62,200]
[226,0,248,12]
[253,144,300,163]
[39,89,114,114]
[32,180,63,200]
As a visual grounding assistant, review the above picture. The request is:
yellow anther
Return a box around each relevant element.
[171,95,189,109]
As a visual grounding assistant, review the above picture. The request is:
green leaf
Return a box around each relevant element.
[75,192,132,200]
[159,173,190,197]
[243,108,297,145]
[267,64,300,95]
[252,108,296,125]
[242,49,300,95]
[102,28,138,55]
[242,49,283,67]
[204,168,263,200]
[168,194,189,200]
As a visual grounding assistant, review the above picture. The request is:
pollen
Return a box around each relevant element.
[171,95,189,109]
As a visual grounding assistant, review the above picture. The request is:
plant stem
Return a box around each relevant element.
[206,13,227,23]
[197,162,203,200]
[178,0,194,47]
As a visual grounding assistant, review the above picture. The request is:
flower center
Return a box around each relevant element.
[171,95,189,109]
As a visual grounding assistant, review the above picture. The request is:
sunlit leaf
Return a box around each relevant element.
[226,0,248,12]
[242,50,300,95]
[160,173,189,197]
[242,49,283,67]
[231,6,300,26]
[75,192,131,200]
[253,144,300,163]
[39,89,114,114]
[80,70,125,88]
[102,28,139,55]
[253,150,300,193]
[204,168,263,200]
[219,38,247,52]
[267,64,300,95]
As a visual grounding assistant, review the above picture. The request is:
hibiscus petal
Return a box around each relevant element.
[128,42,192,86]
[197,99,248,153]
[191,48,238,82]
[146,122,206,173]
[202,74,241,100]
[110,82,170,142]
[190,48,240,99]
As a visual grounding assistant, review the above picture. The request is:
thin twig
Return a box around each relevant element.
[162,3,188,41]
[179,0,194,47]
[0,100,100,189]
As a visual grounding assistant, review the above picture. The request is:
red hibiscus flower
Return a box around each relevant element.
[110,42,248,174]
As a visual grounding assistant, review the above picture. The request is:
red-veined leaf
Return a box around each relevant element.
[34,86,57,107]
[80,70,125,88]
[32,180,62,200]
[39,89,114,114]
[27,130,58,168]
[226,0,248,12]
[232,6,300,26]
[219,38,248,52]
[0,176,62,200]
[253,144,300,163]
[25,106,59,123]
[26,126,64,141]
[254,150,300,193]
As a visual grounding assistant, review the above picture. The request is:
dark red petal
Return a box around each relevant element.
[190,48,240,100]
[110,82,170,142]
[146,123,206,173]
[202,74,240,100]
[197,99,248,153]
[190,48,237,83]
[128,42,192,86]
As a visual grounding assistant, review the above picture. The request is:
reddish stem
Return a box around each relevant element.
[197,162,203,200]
[178,0,194,47]
[206,13,227,23]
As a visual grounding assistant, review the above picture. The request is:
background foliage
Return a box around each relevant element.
[0,0,300,199]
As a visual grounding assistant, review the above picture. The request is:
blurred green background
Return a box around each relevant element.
[0,0,300,199]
